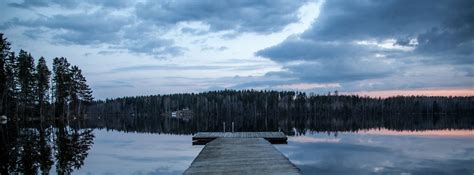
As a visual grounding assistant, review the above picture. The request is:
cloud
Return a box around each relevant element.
[300,0,455,41]
[286,59,395,83]
[107,64,270,74]
[3,11,186,58]
[110,65,225,72]
[415,26,474,65]
[3,0,311,58]
[93,80,135,89]
[116,38,187,58]
[8,0,130,9]
[135,0,309,34]
[257,38,371,62]
[255,0,474,91]
[256,38,397,83]
[2,0,472,95]
[201,46,228,51]
[180,27,209,36]
[11,11,130,45]
[256,37,405,62]
[8,0,50,8]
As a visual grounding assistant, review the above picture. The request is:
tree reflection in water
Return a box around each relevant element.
[0,119,94,174]
[1,112,472,174]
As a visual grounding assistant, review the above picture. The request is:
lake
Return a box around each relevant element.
[1,114,473,174]
[279,130,474,175]
[12,128,469,174]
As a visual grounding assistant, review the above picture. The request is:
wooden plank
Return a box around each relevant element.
[192,132,287,145]
[184,138,301,175]
[193,132,286,138]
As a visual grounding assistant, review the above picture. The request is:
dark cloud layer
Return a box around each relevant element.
[116,38,187,58]
[135,0,308,34]
[9,0,130,9]
[3,9,183,57]
[300,0,464,41]
[256,0,474,89]
[257,38,383,62]
[3,0,310,58]
[20,12,130,45]
[2,0,472,93]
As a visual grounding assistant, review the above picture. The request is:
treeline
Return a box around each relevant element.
[0,33,93,120]
[87,90,473,133]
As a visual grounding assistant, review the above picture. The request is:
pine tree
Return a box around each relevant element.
[0,34,18,117]
[69,66,80,116]
[16,50,36,117]
[0,54,5,114]
[0,33,10,115]
[4,52,18,117]
[35,57,51,118]
[70,66,93,116]
[53,58,93,118]
[52,57,71,118]
[0,33,94,119]
[77,68,93,115]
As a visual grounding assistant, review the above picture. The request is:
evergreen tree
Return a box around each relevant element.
[0,33,94,119]
[4,52,18,117]
[0,33,10,115]
[52,57,71,118]
[0,34,18,117]
[35,57,51,118]
[69,66,80,116]
[70,66,93,116]
[0,56,4,113]
[52,58,93,118]
[16,50,36,116]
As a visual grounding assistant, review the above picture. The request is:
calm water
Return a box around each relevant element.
[278,130,474,175]
[62,129,474,175]
[75,130,202,175]
[2,115,473,175]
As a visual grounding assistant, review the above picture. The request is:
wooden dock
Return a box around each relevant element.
[184,137,301,175]
[192,132,287,145]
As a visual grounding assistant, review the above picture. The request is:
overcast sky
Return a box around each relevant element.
[1,0,473,99]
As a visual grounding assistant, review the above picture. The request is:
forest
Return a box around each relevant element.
[0,33,93,120]
[0,33,94,174]
[87,90,474,134]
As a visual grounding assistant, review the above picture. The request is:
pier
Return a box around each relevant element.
[192,131,288,145]
[185,132,300,175]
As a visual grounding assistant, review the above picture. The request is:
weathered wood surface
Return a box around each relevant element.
[192,132,287,145]
[184,138,301,175]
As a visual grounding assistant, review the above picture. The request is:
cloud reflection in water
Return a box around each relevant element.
[276,130,474,175]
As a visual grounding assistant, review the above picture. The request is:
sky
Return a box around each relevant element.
[1,0,473,99]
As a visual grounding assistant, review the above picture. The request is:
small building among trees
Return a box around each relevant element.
[169,108,193,121]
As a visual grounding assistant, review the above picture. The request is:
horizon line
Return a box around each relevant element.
[94,88,474,100]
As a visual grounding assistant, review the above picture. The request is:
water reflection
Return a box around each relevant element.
[356,128,474,137]
[1,115,473,174]
[84,113,473,135]
[75,130,202,175]
[0,120,94,174]
[276,130,474,175]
